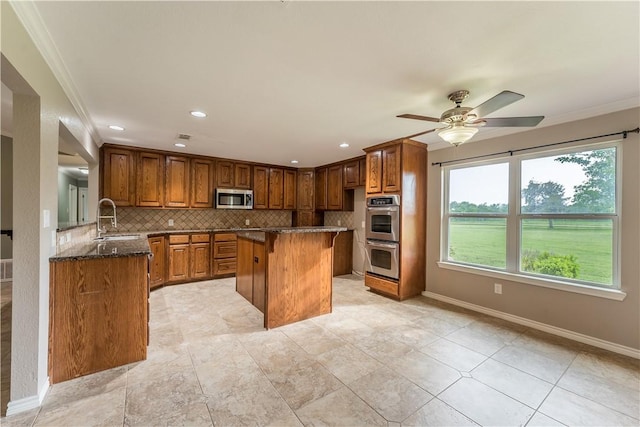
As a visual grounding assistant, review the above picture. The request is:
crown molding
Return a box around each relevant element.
[9,1,101,145]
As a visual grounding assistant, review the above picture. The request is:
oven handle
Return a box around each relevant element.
[367,207,399,212]
[366,240,398,249]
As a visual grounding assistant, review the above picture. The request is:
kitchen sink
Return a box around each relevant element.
[93,234,141,242]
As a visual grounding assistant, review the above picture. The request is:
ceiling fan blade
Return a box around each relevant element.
[397,113,441,123]
[404,128,438,139]
[481,116,545,127]
[468,90,524,118]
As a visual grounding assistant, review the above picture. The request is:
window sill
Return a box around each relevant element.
[436,261,626,301]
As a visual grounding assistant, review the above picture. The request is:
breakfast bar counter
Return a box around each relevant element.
[236,226,346,329]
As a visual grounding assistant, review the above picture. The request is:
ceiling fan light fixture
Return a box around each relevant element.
[438,123,478,146]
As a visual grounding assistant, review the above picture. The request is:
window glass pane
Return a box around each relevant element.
[450,163,508,213]
[448,217,506,268]
[521,147,616,214]
[520,218,613,285]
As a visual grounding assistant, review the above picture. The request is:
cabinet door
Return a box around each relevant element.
[283,170,297,210]
[235,163,252,189]
[191,242,211,279]
[191,158,214,208]
[366,150,383,194]
[137,151,164,207]
[268,168,284,209]
[252,241,266,313]
[315,167,328,210]
[382,145,402,193]
[236,238,253,303]
[327,165,343,210]
[343,160,360,189]
[102,146,136,206]
[216,160,234,188]
[165,156,190,207]
[253,166,269,209]
[333,230,353,276]
[358,157,367,187]
[168,243,190,282]
[297,169,314,210]
[148,236,165,288]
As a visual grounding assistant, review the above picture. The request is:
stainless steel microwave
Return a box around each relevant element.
[215,188,253,209]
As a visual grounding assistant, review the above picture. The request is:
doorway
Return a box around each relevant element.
[68,184,78,224]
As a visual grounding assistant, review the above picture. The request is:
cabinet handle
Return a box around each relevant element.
[254,256,259,263]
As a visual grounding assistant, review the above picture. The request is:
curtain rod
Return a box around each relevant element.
[431,127,640,167]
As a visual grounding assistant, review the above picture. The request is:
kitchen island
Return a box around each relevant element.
[236,226,346,329]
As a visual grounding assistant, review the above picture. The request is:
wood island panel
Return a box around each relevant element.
[264,232,334,329]
[49,255,148,384]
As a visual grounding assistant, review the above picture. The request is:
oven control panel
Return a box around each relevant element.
[367,195,400,207]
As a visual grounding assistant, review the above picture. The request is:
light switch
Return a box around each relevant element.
[43,209,50,228]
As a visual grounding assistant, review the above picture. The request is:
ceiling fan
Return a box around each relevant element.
[398,90,544,146]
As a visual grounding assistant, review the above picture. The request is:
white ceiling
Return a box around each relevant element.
[13,1,640,167]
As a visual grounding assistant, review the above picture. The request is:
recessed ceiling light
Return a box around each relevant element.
[109,125,125,131]
[79,168,89,175]
[339,142,349,148]
[291,160,299,164]
[174,143,186,148]
[190,111,207,118]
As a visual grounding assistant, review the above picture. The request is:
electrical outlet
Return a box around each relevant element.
[494,283,503,294]
[168,219,174,226]
[59,235,66,245]
[245,219,250,226]
[337,220,341,226]
[361,221,365,228]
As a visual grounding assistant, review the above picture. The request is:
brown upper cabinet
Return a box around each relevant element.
[136,151,164,207]
[366,145,401,194]
[359,157,367,187]
[315,167,328,210]
[343,159,360,189]
[165,156,190,207]
[216,160,251,189]
[102,146,136,206]
[253,166,269,209]
[283,169,296,210]
[327,165,343,210]
[297,169,314,211]
[268,168,284,209]
[190,158,214,208]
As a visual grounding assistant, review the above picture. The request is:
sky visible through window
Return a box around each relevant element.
[450,157,586,205]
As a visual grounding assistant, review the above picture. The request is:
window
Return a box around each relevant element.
[442,143,619,289]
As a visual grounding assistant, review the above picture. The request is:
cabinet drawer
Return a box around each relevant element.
[191,233,211,243]
[169,234,190,244]
[214,241,237,259]
[214,233,237,242]
[365,273,399,297]
[213,259,236,276]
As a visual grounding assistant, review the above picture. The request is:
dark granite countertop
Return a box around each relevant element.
[50,236,151,262]
[50,226,347,262]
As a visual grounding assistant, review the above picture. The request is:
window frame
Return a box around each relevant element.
[440,140,624,300]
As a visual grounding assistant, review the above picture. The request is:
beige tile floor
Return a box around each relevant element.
[1,275,639,426]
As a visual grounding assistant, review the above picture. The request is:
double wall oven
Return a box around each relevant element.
[365,195,400,280]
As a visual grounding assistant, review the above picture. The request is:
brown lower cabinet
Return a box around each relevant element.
[333,230,353,276]
[49,255,148,383]
[213,233,237,277]
[236,236,266,312]
[167,233,211,283]
[148,235,166,289]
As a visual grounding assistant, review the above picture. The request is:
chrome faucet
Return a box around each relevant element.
[96,198,117,237]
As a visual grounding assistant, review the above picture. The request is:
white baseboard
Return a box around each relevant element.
[422,291,640,359]
[5,378,49,417]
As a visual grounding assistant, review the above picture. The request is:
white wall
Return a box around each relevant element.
[426,108,640,352]
[352,187,366,275]
[1,3,100,413]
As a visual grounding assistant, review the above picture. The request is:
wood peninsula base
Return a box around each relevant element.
[236,226,346,329]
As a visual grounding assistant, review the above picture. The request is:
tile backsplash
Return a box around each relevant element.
[324,211,354,229]
[112,208,293,232]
